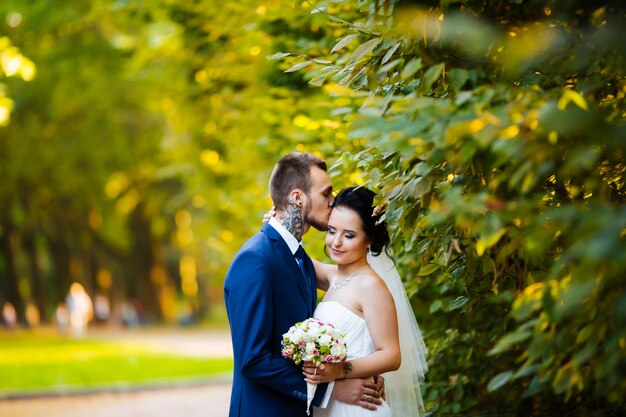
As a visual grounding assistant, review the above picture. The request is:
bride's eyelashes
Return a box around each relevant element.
[327,227,357,240]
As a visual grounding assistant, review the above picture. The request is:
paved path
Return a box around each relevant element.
[0,384,231,417]
[0,327,234,417]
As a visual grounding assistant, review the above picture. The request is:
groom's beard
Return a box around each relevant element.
[305,214,328,232]
[304,199,329,232]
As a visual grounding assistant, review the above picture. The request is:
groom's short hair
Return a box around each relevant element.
[270,152,327,210]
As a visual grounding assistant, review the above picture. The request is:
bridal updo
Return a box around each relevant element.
[332,187,389,256]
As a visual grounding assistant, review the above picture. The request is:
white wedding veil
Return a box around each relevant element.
[367,251,428,417]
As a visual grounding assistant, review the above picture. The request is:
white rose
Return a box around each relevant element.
[330,344,344,357]
[291,328,305,342]
[305,342,317,357]
[307,322,321,337]
[317,333,332,347]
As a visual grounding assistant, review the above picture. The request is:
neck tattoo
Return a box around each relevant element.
[279,201,304,241]
[329,265,370,290]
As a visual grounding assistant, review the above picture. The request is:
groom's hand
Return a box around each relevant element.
[331,379,382,411]
[374,375,386,401]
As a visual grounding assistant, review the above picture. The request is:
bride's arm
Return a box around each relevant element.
[312,259,336,292]
[349,277,401,377]
[304,274,400,382]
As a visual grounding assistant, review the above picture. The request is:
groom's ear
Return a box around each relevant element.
[289,189,305,208]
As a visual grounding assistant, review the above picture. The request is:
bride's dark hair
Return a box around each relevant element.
[332,187,389,256]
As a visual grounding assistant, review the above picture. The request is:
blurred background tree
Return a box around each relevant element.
[0,0,339,326]
[0,32,36,325]
[0,0,624,415]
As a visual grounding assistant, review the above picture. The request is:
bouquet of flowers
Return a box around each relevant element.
[282,317,348,415]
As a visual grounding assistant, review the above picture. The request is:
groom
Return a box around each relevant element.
[224,153,383,417]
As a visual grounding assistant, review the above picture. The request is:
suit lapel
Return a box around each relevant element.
[261,223,312,313]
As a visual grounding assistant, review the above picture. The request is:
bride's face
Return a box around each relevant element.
[325,206,369,265]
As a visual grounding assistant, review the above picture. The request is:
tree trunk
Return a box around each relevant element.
[23,232,48,322]
[0,220,26,326]
[128,202,162,321]
[48,237,73,305]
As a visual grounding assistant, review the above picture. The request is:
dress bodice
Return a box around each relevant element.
[314,301,375,360]
[313,301,392,417]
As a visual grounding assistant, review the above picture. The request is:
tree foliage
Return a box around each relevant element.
[0,0,348,324]
[277,0,625,414]
[0,34,34,126]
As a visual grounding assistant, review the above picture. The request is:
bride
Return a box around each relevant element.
[304,186,428,417]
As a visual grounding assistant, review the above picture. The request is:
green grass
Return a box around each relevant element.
[0,331,233,395]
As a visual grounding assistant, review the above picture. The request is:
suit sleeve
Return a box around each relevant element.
[225,249,328,403]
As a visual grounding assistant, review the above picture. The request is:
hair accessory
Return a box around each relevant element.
[372,203,387,217]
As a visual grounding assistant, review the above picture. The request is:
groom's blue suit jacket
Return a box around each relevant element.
[224,223,328,417]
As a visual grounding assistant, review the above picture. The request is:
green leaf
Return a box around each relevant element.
[489,331,532,355]
[448,68,469,91]
[455,91,473,106]
[429,299,443,313]
[377,58,402,76]
[487,371,513,392]
[436,272,450,285]
[401,58,423,80]
[412,176,433,199]
[349,38,382,63]
[284,60,313,73]
[476,229,506,257]
[266,52,292,60]
[381,42,401,64]
[450,296,469,311]
[422,63,444,88]
[309,76,326,87]
[417,263,440,276]
[331,33,359,54]
[514,364,539,379]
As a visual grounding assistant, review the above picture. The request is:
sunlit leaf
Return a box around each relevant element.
[331,33,359,54]
[349,38,382,63]
[401,58,423,80]
[417,263,439,276]
[284,60,313,73]
[266,52,293,60]
[557,89,588,111]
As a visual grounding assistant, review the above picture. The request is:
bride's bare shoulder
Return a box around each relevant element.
[357,269,389,293]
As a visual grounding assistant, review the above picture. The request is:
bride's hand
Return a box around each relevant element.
[302,361,343,385]
[262,207,276,223]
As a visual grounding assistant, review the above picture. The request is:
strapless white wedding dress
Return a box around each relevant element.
[313,301,392,417]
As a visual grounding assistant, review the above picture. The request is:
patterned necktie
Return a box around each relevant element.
[294,245,312,292]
